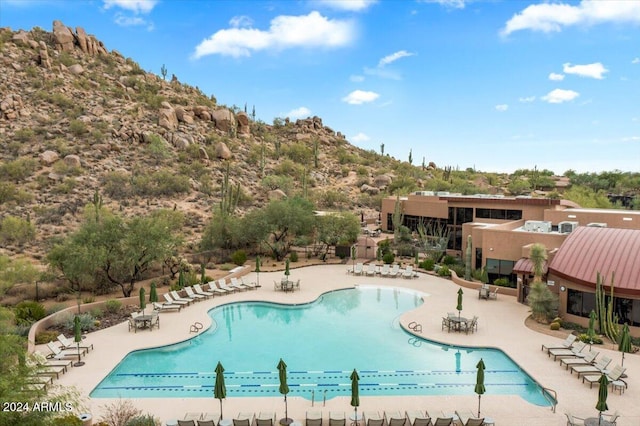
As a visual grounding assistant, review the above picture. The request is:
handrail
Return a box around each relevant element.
[541,386,557,413]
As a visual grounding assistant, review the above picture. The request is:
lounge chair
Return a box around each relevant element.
[384,410,405,426]
[365,263,377,276]
[178,421,196,426]
[402,266,418,279]
[570,355,612,377]
[240,276,260,288]
[46,342,82,360]
[432,418,453,426]
[33,351,72,372]
[193,284,215,297]
[164,293,190,306]
[205,281,228,295]
[197,421,215,426]
[256,412,275,426]
[185,286,208,300]
[306,411,322,426]
[200,413,219,423]
[57,334,92,353]
[380,264,390,277]
[218,279,237,293]
[230,277,249,291]
[549,341,586,361]
[582,365,626,388]
[153,301,182,312]
[560,350,598,369]
[169,291,193,305]
[389,264,400,277]
[329,412,346,426]
[541,334,576,353]
[184,413,202,421]
[363,411,383,426]
[353,263,364,275]
[454,410,483,426]
[26,355,66,379]
[233,412,254,426]
[406,410,431,426]
[564,412,585,426]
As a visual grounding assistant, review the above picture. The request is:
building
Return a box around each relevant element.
[381,192,640,336]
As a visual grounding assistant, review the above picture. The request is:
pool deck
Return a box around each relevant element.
[40,264,639,426]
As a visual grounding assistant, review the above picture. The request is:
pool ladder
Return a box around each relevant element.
[408,321,423,333]
[189,322,203,334]
[542,387,557,413]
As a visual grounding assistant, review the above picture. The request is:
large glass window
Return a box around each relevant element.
[475,208,522,220]
[567,289,636,324]
[485,258,516,284]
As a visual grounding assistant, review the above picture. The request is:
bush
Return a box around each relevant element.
[231,249,247,266]
[382,252,395,264]
[449,264,465,278]
[50,415,83,426]
[437,265,451,277]
[493,278,511,287]
[578,333,603,344]
[442,255,458,266]
[35,330,59,344]
[289,251,299,262]
[125,414,161,426]
[549,322,561,331]
[64,312,96,333]
[419,259,435,271]
[14,300,47,325]
[105,299,122,314]
[0,215,36,245]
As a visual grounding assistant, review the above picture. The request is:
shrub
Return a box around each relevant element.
[14,300,47,325]
[89,307,103,318]
[289,251,299,262]
[449,264,465,278]
[442,255,458,266]
[382,252,395,264]
[64,312,96,333]
[437,265,451,277]
[83,296,96,304]
[493,277,511,287]
[231,249,247,266]
[419,258,435,271]
[105,299,122,314]
[125,414,161,426]
[578,333,603,344]
[69,119,88,136]
[0,157,38,182]
[549,322,561,331]
[50,415,83,426]
[35,330,59,344]
[0,215,36,245]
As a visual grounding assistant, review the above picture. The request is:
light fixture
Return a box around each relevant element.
[623,217,632,221]
[568,215,576,218]
[560,286,566,292]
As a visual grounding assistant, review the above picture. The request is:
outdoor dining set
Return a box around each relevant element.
[442,313,479,334]
[274,278,300,292]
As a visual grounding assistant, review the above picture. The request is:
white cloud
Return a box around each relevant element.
[350,75,365,82]
[519,96,536,103]
[495,104,509,112]
[103,0,157,13]
[378,50,415,67]
[420,0,467,9]
[342,90,380,105]
[542,89,580,104]
[622,136,640,142]
[114,14,148,27]
[285,106,311,119]
[229,15,253,28]
[350,132,370,143]
[314,0,377,11]
[501,0,640,36]
[563,62,608,79]
[193,11,355,58]
[632,58,640,64]
[364,66,401,80]
[548,72,565,81]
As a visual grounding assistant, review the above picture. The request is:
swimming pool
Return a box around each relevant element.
[91,286,552,406]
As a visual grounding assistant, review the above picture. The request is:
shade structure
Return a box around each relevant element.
[474,358,486,417]
[596,373,609,421]
[618,323,633,367]
[73,315,84,367]
[139,287,146,315]
[255,256,261,287]
[214,362,226,419]
[149,282,158,304]
[456,288,464,319]
[285,259,290,277]
[350,369,360,417]
[277,358,292,425]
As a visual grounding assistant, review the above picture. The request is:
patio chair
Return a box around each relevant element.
[353,263,364,275]
[170,290,193,305]
[582,365,626,388]
[128,312,141,333]
[560,350,598,369]
[164,293,190,306]
[306,411,322,426]
[570,355,611,377]
[564,412,585,426]
[185,286,208,300]
[205,281,228,295]
[46,342,82,360]
[389,264,400,277]
[193,284,215,297]
[432,418,453,426]
[365,263,377,276]
[379,264,391,277]
[542,334,577,353]
[233,412,254,426]
[33,351,72,373]
[462,316,478,334]
[442,317,452,332]
[600,411,620,425]
[218,279,237,293]
[329,412,346,426]
[488,287,499,300]
[363,411,383,426]
[384,410,405,426]
[402,265,417,279]
[406,410,431,426]
[240,276,260,288]
[454,410,483,426]
[26,354,66,379]
[256,412,275,426]
[549,341,587,361]
[150,311,159,330]
[153,301,181,312]
[57,333,93,353]
[178,421,196,426]
[230,277,249,291]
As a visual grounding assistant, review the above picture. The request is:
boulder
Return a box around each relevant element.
[236,111,250,135]
[211,108,234,133]
[158,106,178,130]
[74,26,89,54]
[268,189,287,200]
[52,20,75,52]
[39,150,59,166]
[38,41,51,69]
[360,184,379,195]
[198,146,209,161]
[68,64,84,75]
[373,174,392,188]
[215,142,231,159]
[12,31,31,46]
[63,154,81,168]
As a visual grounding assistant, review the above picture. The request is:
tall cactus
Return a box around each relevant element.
[380,142,385,156]
[92,189,103,221]
[313,139,319,169]
[595,272,620,343]
[274,139,281,159]
[260,140,266,177]
[465,235,472,281]
[219,161,240,216]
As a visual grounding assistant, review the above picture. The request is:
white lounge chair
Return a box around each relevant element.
[549,341,586,361]
[363,412,383,426]
[218,279,237,293]
[433,417,453,426]
[27,354,66,379]
[380,264,391,277]
[582,365,626,388]
[46,342,81,360]
[153,301,182,312]
[256,412,275,426]
[33,351,72,372]
[365,263,377,276]
[384,411,405,426]
[542,334,576,353]
[164,293,189,306]
[193,284,215,297]
[57,334,93,353]
[185,286,207,300]
[560,350,598,369]
[170,290,193,305]
[402,265,417,279]
[233,412,254,426]
[389,264,400,277]
[306,411,322,426]
[205,281,227,295]
[455,410,484,426]
[240,276,260,288]
[406,410,430,426]
[329,412,346,426]
[230,277,249,291]
[353,263,364,275]
[570,355,612,377]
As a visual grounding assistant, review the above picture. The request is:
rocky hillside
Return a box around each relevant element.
[0,21,421,261]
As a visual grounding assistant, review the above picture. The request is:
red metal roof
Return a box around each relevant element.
[513,258,547,275]
[548,226,640,295]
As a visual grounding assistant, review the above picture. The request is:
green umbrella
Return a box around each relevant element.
[456,288,464,319]
[618,323,633,367]
[277,358,291,425]
[139,287,146,315]
[475,358,486,417]
[73,315,84,367]
[284,259,290,277]
[255,256,261,288]
[201,264,206,284]
[596,373,609,421]
[214,361,226,419]
[149,282,158,304]
[351,245,357,273]
[350,368,360,422]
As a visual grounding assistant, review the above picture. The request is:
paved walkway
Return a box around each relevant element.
[43,264,638,425]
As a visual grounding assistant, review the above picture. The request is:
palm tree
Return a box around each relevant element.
[529,243,547,283]
[526,243,557,322]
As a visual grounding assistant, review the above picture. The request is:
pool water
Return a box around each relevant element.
[91,286,552,406]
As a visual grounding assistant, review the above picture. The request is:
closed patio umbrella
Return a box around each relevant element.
[351,245,356,273]
[596,373,609,424]
[214,361,226,420]
[285,259,290,278]
[149,282,158,304]
[139,287,146,316]
[255,256,261,288]
[618,323,632,367]
[73,315,84,367]
[277,358,292,425]
[475,358,486,417]
[456,288,463,320]
[350,369,360,422]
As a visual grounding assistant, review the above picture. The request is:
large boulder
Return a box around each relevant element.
[211,108,234,133]
[39,150,59,166]
[215,142,231,159]
[236,111,250,136]
[373,174,392,188]
[52,20,75,52]
[158,105,178,130]
[268,189,287,200]
[63,154,81,168]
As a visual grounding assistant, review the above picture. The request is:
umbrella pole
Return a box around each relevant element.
[478,395,481,418]
[285,394,289,424]
[220,399,223,421]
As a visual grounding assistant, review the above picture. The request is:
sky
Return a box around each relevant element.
[1,0,639,174]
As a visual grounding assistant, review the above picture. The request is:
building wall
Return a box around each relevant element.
[544,209,640,230]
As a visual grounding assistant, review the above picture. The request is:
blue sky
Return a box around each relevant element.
[2,0,639,173]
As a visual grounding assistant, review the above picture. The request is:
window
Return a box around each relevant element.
[567,289,636,324]
[475,208,522,220]
[485,258,516,284]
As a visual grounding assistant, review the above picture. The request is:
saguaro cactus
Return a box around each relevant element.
[595,272,619,343]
